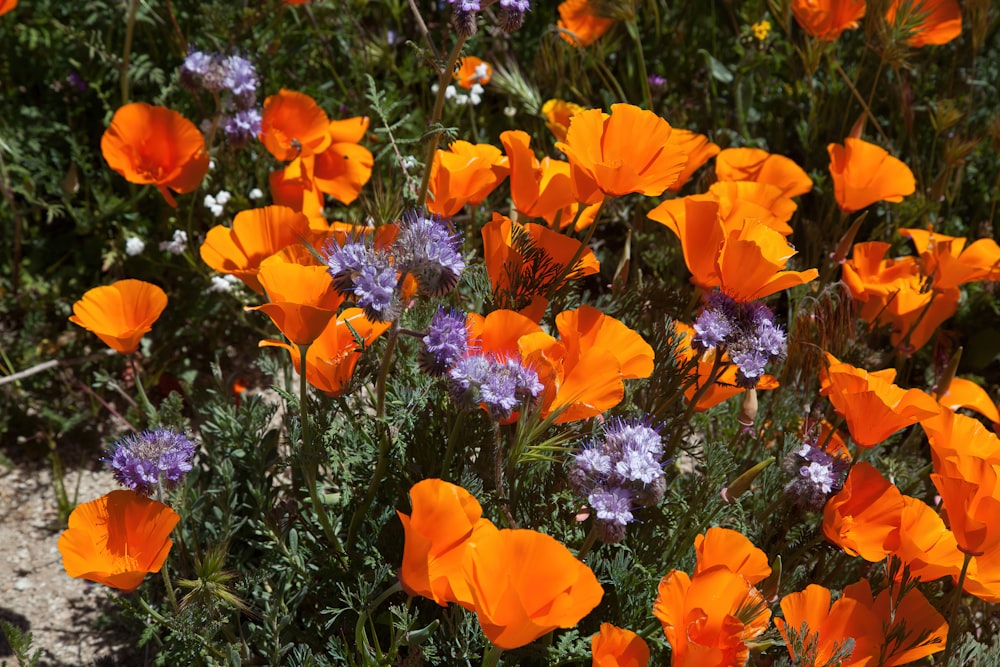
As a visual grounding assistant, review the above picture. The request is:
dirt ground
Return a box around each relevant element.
[0,461,142,666]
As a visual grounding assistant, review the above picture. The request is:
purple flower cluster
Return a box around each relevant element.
[783,438,849,510]
[568,418,667,544]
[446,0,529,36]
[179,50,261,148]
[420,308,469,375]
[448,355,543,421]
[324,211,464,322]
[106,429,196,497]
[692,291,787,388]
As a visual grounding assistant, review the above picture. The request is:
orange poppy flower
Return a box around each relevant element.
[791,0,866,41]
[100,102,209,208]
[499,129,602,230]
[775,583,881,666]
[894,495,964,582]
[776,579,947,666]
[0,0,17,16]
[557,0,614,46]
[653,567,770,667]
[69,279,168,354]
[714,147,814,198]
[692,527,771,585]
[666,130,721,193]
[706,181,799,236]
[259,89,332,162]
[58,490,180,592]
[260,308,390,396]
[541,98,586,142]
[822,461,905,561]
[715,218,819,301]
[842,241,961,351]
[555,104,688,204]
[270,157,325,219]
[886,0,961,47]
[591,623,650,667]
[820,353,941,446]
[246,254,345,346]
[200,205,315,293]
[900,227,1000,290]
[519,306,653,423]
[314,116,374,205]
[672,321,780,411]
[828,137,916,212]
[453,56,492,89]
[426,141,509,217]
[397,479,497,608]
[481,212,600,320]
[936,377,1000,424]
[462,527,604,649]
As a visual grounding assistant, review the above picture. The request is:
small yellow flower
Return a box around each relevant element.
[751,19,771,41]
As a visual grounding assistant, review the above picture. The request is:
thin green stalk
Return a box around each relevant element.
[625,20,652,109]
[121,0,139,104]
[576,523,599,560]
[129,354,156,424]
[347,324,401,548]
[440,409,468,481]
[418,36,468,204]
[666,352,727,456]
[481,645,504,667]
[942,551,973,665]
[160,562,180,614]
[297,344,347,561]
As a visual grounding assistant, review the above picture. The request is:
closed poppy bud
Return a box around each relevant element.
[591,623,649,667]
[101,103,209,207]
[828,138,916,213]
[69,279,168,354]
[58,490,180,592]
[463,528,604,649]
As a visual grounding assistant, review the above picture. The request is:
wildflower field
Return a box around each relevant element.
[2,0,1000,664]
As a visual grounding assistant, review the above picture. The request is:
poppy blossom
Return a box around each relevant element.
[259,89,332,161]
[776,579,947,666]
[69,279,168,354]
[499,130,602,230]
[822,461,905,561]
[899,227,1000,290]
[936,377,1000,424]
[426,141,509,217]
[0,0,16,16]
[692,527,771,585]
[894,495,965,582]
[247,254,345,346]
[270,157,325,219]
[462,527,604,649]
[828,138,916,212]
[591,623,650,667]
[791,0,866,42]
[886,0,961,47]
[653,567,771,667]
[313,116,374,205]
[666,130,721,193]
[100,102,209,207]
[453,56,492,89]
[58,490,180,592]
[841,241,960,351]
[397,479,497,608]
[714,147,814,198]
[541,98,586,141]
[556,104,688,204]
[481,212,599,320]
[200,205,315,293]
[820,353,940,446]
[715,219,819,301]
[260,308,391,396]
[557,0,614,46]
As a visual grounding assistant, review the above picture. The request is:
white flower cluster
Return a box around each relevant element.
[160,230,188,255]
[203,190,232,217]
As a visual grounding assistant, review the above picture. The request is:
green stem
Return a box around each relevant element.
[297,344,347,561]
[418,36,468,205]
[666,352,727,456]
[347,324,401,548]
[625,20,652,109]
[160,561,180,614]
[121,0,139,104]
[576,523,599,561]
[129,354,156,424]
[440,409,467,481]
[942,551,973,665]
[481,644,504,667]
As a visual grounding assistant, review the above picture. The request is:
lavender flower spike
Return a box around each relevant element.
[107,428,196,497]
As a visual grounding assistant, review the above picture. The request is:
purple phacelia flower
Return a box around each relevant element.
[223,109,262,149]
[420,307,469,376]
[354,259,399,323]
[394,210,465,296]
[588,487,635,527]
[222,54,258,107]
[783,438,849,510]
[106,429,196,497]
[447,354,541,420]
[693,308,732,349]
